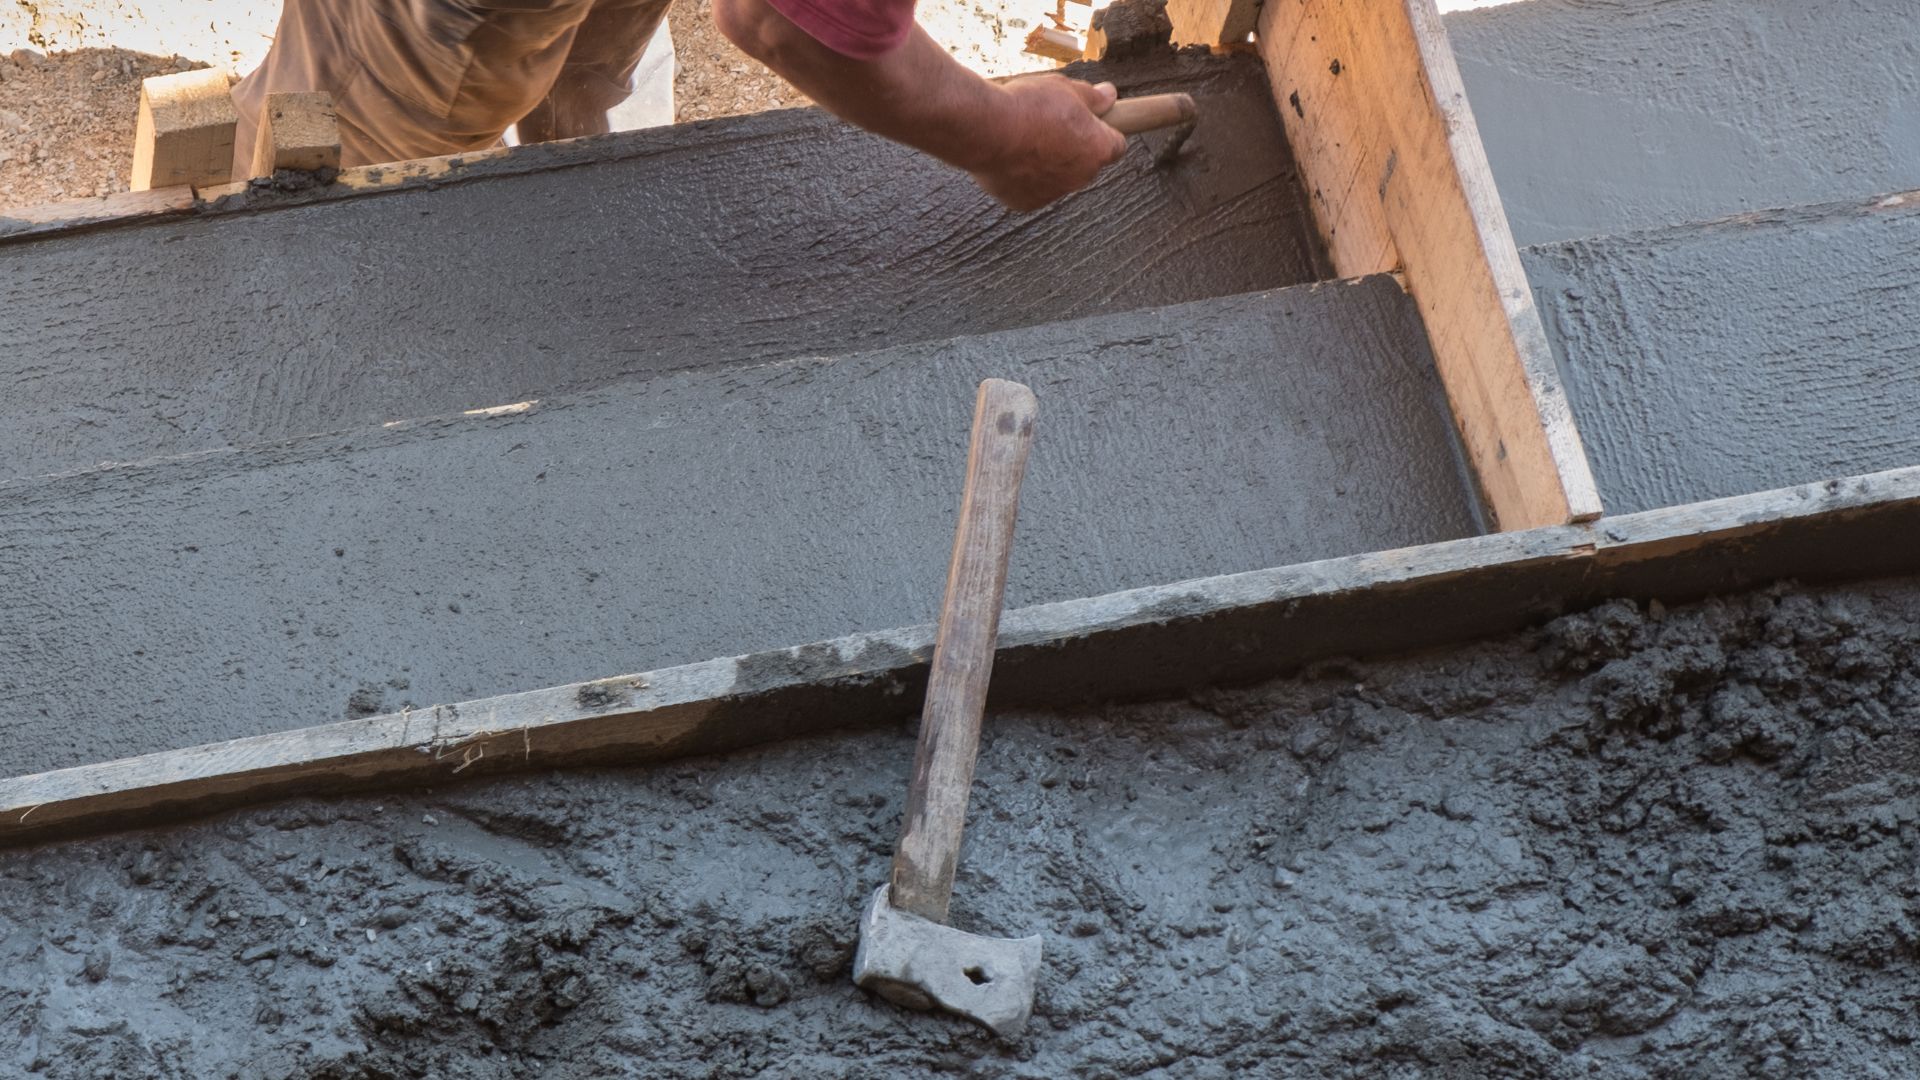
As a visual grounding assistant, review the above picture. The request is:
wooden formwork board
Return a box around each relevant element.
[1256,0,1602,532]
[7,462,1920,850]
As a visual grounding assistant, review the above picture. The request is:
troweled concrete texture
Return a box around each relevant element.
[1524,193,1920,515]
[0,53,1323,483]
[6,577,1920,1076]
[0,278,1480,777]
[1450,0,1920,246]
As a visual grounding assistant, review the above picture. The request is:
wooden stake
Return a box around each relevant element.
[251,91,341,178]
[1256,0,1603,530]
[130,68,237,192]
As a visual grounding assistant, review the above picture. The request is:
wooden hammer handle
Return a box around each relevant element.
[1103,92,1197,135]
[889,379,1038,924]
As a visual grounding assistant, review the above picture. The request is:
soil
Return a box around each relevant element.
[5,575,1920,1076]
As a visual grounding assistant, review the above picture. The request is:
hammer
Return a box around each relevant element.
[1103,91,1198,166]
[853,379,1044,1039]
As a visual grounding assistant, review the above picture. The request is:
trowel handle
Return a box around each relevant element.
[890,379,1038,925]
[1103,92,1197,135]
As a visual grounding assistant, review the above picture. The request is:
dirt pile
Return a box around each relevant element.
[4,577,1919,1076]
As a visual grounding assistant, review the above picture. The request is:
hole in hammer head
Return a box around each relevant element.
[964,966,991,985]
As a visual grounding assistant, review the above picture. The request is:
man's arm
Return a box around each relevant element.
[713,0,1128,211]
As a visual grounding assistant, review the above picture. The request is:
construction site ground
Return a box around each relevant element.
[0,0,1043,209]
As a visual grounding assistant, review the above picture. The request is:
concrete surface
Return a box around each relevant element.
[1451,0,1920,246]
[0,278,1480,777]
[1525,193,1920,514]
[0,52,1322,483]
[6,576,1920,1076]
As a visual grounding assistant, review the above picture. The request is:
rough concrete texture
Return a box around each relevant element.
[1450,0,1920,246]
[0,52,1322,483]
[0,278,1480,778]
[1525,193,1920,515]
[7,575,1920,1077]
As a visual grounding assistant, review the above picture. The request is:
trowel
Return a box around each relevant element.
[1104,91,1198,166]
[852,379,1044,1039]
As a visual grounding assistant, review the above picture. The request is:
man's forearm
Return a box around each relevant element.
[714,0,1013,174]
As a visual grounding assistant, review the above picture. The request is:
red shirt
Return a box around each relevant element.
[767,0,917,59]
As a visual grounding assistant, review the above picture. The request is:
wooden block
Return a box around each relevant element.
[1256,0,1604,530]
[1025,25,1086,62]
[129,68,237,191]
[250,91,341,178]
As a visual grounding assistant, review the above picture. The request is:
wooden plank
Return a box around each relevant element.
[8,461,1920,850]
[130,68,237,192]
[0,187,197,241]
[1256,0,1602,531]
[250,91,341,178]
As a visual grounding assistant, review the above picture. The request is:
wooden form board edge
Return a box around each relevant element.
[9,462,1920,849]
[1256,0,1602,531]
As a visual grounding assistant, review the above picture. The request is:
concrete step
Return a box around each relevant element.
[1449,0,1920,247]
[1525,191,1920,514]
[0,276,1478,777]
[0,52,1323,485]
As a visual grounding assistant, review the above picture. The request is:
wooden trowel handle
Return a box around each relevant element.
[889,379,1038,925]
[1103,92,1197,135]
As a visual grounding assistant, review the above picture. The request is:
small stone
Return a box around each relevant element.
[366,928,377,943]
[422,814,438,826]
[377,906,408,929]
[82,947,111,982]
[239,943,279,964]
[456,990,480,1013]
[1273,867,1297,889]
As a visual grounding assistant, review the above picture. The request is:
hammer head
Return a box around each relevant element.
[852,884,1043,1039]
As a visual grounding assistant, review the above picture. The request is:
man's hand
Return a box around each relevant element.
[715,0,1130,212]
[970,77,1129,212]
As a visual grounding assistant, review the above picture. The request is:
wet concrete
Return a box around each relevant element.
[1524,193,1920,515]
[0,52,1322,483]
[1450,0,1920,246]
[0,278,1480,778]
[6,575,1919,1077]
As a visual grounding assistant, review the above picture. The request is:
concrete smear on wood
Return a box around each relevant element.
[0,53,1322,483]
[0,278,1479,777]
[6,577,1920,1076]
[1450,0,1920,247]
[1525,194,1920,515]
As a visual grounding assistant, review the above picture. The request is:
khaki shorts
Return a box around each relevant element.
[233,0,670,173]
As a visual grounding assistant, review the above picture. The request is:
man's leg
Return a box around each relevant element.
[515,0,673,143]
[235,0,611,172]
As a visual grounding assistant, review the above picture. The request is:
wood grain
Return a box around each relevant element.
[1256,0,1602,531]
[250,91,341,178]
[130,68,237,192]
[890,380,1038,924]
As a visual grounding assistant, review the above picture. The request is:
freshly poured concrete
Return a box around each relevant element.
[0,53,1322,483]
[0,278,1479,777]
[1525,193,1920,515]
[1450,0,1920,246]
[7,578,1920,1076]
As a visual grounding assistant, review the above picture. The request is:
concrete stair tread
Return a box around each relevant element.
[1525,189,1920,515]
[0,52,1324,486]
[0,277,1477,777]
